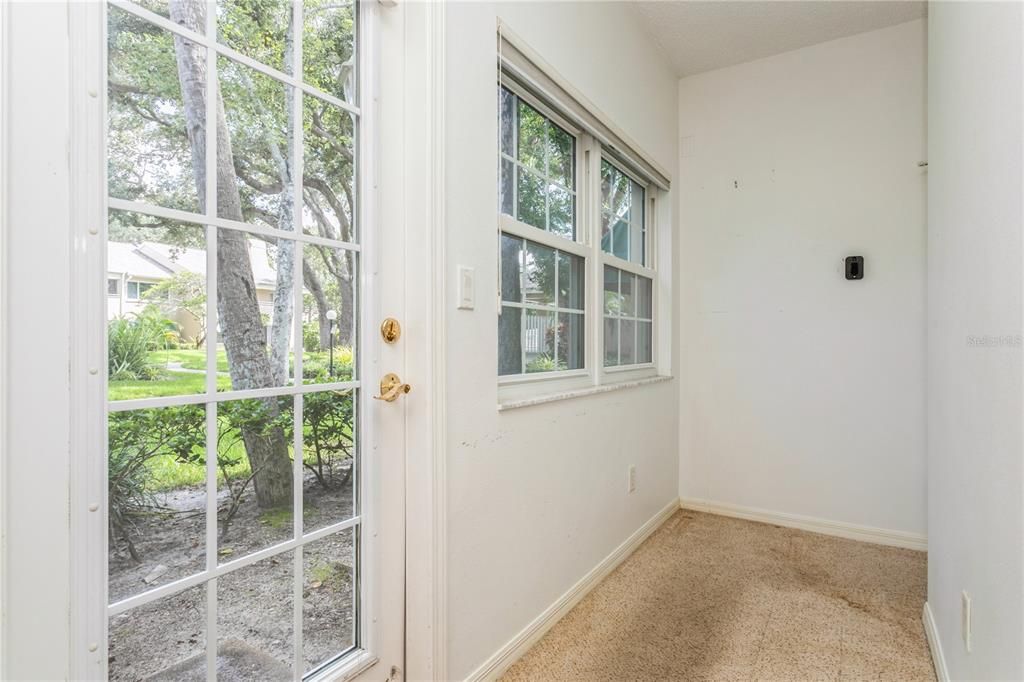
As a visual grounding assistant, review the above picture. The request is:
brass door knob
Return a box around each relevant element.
[374,373,411,402]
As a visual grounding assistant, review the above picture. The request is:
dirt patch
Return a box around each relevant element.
[108,471,355,680]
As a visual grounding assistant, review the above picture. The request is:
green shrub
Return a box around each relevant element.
[108,318,159,380]
[108,308,180,380]
[526,354,566,373]
[303,322,322,352]
[108,405,205,560]
[303,389,354,488]
[302,348,354,381]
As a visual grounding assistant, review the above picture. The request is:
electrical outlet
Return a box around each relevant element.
[627,465,636,494]
[962,590,972,653]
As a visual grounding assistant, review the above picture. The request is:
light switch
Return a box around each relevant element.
[457,265,475,310]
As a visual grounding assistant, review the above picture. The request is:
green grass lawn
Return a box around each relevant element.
[147,348,229,372]
[142,438,339,491]
[109,371,232,401]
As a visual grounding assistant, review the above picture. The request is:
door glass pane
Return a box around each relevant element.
[217,0,292,73]
[303,0,358,103]
[107,6,204,213]
[303,244,358,384]
[108,212,211,401]
[303,390,357,532]
[217,552,295,680]
[108,584,206,682]
[108,405,206,603]
[124,0,201,27]
[303,528,357,670]
[217,55,295,227]
[303,96,357,242]
[217,230,295,391]
[217,397,295,562]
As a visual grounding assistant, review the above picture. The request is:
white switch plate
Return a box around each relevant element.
[457,265,475,310]
[962,590,972,652]
[628,465,636,494]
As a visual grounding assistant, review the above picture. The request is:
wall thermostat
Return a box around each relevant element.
[845,256,864,280]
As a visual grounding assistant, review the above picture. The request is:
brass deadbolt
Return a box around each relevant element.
[381,317,401,344]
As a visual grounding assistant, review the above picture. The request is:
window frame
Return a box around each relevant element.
[124,279,156,301]
[498,77,592,390]
[599,156,657,375]
[497,75,662,404]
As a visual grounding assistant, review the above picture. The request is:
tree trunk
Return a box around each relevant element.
[255,15,296,386]
[170,0,292,510]
[302,256,332,349]
[339,261,355,347]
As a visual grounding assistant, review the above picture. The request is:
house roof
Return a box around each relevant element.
[108,239,277,288]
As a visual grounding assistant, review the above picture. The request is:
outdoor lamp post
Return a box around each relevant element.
[326,309,338,377]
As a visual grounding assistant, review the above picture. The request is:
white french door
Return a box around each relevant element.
[66,1,407,679]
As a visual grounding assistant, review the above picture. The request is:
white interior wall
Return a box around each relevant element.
[926,2,1024,677]
[443,2,680,678]
[2,3,74,678]
[677,20,928,537]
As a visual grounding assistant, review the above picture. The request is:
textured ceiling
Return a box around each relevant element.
[630,1,926,77]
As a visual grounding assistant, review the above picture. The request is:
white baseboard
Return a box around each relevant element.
[464,498,681,682]
[679,498,928,551]
[923,602,950,682]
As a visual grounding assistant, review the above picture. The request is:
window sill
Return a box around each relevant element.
[497,374,672,411]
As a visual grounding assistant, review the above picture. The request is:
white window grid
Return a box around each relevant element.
[600,157,647,267]
[600,155,656,372]
[500,235,586,376]
[499,84,579,240]
[602,265,655,369]
[498,77,590,383]
[101,1,365,678]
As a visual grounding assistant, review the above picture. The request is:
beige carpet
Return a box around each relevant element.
[501,510,936,682]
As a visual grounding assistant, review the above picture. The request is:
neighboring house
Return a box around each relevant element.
[107,240,278,343]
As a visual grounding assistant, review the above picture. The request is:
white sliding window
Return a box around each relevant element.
[601,158,656,369]
[497,69,663,395]
[498,83,588,379]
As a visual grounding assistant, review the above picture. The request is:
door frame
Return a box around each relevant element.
[0,0,447,679]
